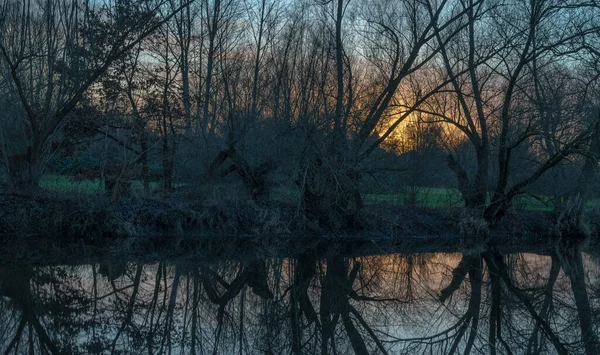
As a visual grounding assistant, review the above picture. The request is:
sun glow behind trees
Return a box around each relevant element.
[0,0,599,228]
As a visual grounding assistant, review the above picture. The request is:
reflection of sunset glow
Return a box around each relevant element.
[3,251,599,354]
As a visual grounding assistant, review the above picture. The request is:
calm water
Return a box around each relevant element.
[1,246,599,354]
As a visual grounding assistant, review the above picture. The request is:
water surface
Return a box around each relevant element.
[1,245,599,354]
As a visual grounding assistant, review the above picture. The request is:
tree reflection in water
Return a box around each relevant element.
[0,244,599,354]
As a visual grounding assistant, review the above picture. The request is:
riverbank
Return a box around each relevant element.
[1,191,597,264]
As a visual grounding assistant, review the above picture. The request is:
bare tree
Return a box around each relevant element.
[296,0,481,229]
[0,0,192,190]
[421,0,600,223]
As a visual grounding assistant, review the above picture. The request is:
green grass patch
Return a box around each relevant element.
[39,174,600,212]
[40,174,164,195]
[40,174,100,194]
[365,187,600,211]
[364,187,464,208]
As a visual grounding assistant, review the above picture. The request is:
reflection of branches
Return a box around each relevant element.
[110,263,143,353]
[347,305,389,355]
[0,249,595,354]
[160,266,182,354]
[488,260,510,355]
[526,255,561,355]
[203,260,273,321]
[201,260,274,354]
[318,256,393,355]
[3,315,27,355]
[290,254,318,354]
[341,308,369,355]
[0,267,61,355]
[439,255,473,303]
[319,257,342,355]
[558,246,600,355]
[400,253,484,355]
[451,256,482,355]
[292,256,319,325]
[146,262,165,353]
[484,251,569,355]
[190,270,200,355]
[386,253,483,354]
[24,309,61,355]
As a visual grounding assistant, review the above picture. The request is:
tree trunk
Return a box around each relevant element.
[162,138,175,192]
[447,153,487,209]
[6,145,42,191]
[201,0,220,137]
[140,131,150,194]
[206,146,277,205]
[181,47,192,137]
[302,156,363,230]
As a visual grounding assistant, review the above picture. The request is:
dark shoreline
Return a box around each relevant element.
[1,192,597,265]
[0,232,592,267]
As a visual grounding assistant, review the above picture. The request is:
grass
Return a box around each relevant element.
[40,174,163,195]
[365,187,599,211]
[39,174,599,212]
[364,187,464,208]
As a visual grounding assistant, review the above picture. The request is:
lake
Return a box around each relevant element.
[0,242,598,354]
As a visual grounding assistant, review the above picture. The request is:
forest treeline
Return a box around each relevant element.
[1,0,600,232]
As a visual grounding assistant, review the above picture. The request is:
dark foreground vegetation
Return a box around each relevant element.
[1,188,598,262]
[1,0,600,244]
